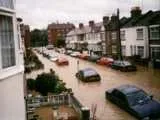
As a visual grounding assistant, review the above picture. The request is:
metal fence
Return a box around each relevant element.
[26,92,90,120]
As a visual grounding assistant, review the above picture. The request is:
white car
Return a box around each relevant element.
[70,52,81,57]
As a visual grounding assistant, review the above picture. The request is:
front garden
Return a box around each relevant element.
[24,49,44,73]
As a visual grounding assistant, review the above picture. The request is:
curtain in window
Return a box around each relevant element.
[0,15,15,68]
[0,0,14,9]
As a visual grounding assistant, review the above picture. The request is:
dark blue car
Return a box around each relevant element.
[76,68,101,82]
[106,85,160,120]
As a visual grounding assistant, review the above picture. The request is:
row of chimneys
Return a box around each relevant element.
[79,20,95,29]
[79,7,142,29]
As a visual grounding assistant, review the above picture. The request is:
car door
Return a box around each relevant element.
[112,90,128,109]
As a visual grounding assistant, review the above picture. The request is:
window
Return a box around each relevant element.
[112,45,117,54]
[137,46,144,57]
[0,15,15,68]
[150,26,160,40]
[100,32,105,41]
[151,47,160,59]
[136,28,143,40]
[111,32,117,42]
[121,46,126,56]
[0,0,14,9]
[120,30,125,41]
[134,45,136,55]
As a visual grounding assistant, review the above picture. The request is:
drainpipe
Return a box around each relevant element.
[117,8,123,60]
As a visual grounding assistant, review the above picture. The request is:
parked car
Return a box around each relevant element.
[49,54,58,62]
[70,51,81,57]
[76,68,101,82]
[65,50,73,55]
[105,84,160,120]
[56,57,69,65]
[78,53,89,60]
[111,60,137,72]
[97,57,114,66]
[88,55,101,62]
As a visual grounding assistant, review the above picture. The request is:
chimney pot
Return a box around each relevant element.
[89,20,94,27]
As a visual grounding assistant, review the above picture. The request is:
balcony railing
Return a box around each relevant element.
[0,0,14,9]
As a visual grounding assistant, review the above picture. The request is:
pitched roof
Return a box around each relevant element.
[121,10,160,28]
[67,22,103,36]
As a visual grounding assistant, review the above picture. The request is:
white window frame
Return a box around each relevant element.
[137,46,144,57]
[111,32,117,40]
[120,30,125,41]
[112,45,117,54]
[0,12,16,69]
[149,25,160,40]
[136,28,143,40]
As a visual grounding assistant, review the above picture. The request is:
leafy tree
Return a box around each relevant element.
[35,73,58,96]
[27,78,36,90]
[31,29,48,47]
[55,36,65,48]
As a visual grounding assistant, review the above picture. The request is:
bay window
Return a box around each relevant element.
[0,15,15,68]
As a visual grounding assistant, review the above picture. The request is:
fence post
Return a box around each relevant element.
[81,107,90,120]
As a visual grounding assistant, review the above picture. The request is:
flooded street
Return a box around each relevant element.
[27,51,160,120]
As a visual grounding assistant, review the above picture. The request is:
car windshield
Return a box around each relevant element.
[127,90,150,106]
[83,69,98,77]
[122,61,131,66]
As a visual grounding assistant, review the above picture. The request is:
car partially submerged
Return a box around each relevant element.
[70,51,81,57]
[105,85,160,120]
[76,68,101,82]
[78,53,89,60]
[97,57,114,66]
[111,60,137,72]
[88,55,101,62]
[56,57,69,65]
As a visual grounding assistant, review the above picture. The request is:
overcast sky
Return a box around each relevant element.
[16,0,160,30]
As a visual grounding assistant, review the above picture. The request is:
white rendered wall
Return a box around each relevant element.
[0,72,25,120]
[121,26,149,58]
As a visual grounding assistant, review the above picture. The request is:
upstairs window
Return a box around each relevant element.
[136,28,143,40]
[150,26,160,40]
[0,15,15,68]
[111,32,117,39]
[0,0,14,9]
[120,30,125,41]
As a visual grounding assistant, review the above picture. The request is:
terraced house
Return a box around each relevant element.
[0,0,26,119]
[120,7,160,67]
[66,21,105,56]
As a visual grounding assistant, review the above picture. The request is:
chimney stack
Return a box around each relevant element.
[79,23,84,29]
[131,6,142,18]
[89,20,94,27]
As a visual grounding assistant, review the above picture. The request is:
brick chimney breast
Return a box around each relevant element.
[103,16,109,23]
[131,6,142,18]
[79,23,84,29]
[89,20,94,27]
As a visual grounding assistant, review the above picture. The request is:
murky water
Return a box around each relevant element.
[27,51,160,120]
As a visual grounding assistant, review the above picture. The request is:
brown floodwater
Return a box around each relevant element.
[27,51,160,120]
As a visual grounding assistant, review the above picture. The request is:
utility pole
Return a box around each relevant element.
[117,8,123,60]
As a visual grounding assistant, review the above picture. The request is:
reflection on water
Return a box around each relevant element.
[27,52,160,120]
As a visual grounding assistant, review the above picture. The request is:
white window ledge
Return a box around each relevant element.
[0,65,24,81]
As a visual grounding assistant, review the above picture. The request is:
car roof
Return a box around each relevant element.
[116,85,140,95]
[80,68,98,77]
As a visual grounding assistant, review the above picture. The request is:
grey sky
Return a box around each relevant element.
[16,0,160,29]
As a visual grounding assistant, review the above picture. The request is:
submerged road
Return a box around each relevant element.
[27,50,160,120]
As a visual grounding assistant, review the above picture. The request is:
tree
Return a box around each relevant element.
[35,73,58,96]
[31,29,48,47]
[27,78,36,90]
[55,36,65,48]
